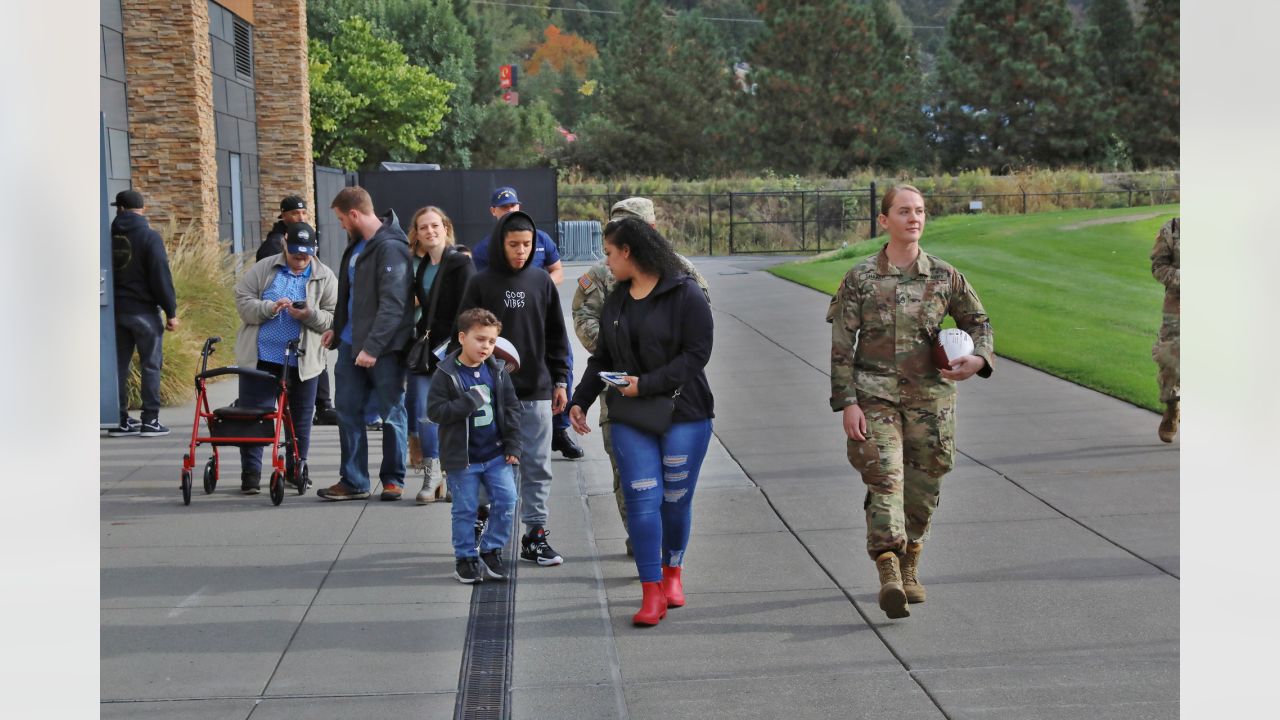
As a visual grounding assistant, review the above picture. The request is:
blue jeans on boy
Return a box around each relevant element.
[406,372,440,458]
[612,419,714,583]
[237,360,318,476]
[115,311,164,422]
[334,342,408,492]
[448,454,518,558]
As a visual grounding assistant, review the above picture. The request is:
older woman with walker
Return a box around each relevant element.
[568,218,714,627]
[232,222,337,494]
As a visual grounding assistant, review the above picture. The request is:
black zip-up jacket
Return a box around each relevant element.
[255,220,287,262]
[414,245,475,373]
[328,210,414,357]
[427,350,522,474]
[110,210,177,319]
[456,212,570,400]
[571,272,715,424]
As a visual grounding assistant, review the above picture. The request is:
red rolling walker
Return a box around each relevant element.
[180,337,310,506]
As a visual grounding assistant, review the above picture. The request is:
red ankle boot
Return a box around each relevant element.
[633,581,668,626]
[661,565,685,608]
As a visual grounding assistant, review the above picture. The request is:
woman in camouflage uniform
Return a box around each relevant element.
[827,185,994,619]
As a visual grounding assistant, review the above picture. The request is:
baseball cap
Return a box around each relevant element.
[278,195,307,218]
[490,186,521,208]
[111,189,145,209]
[610,197,656,224]
[284,222,318,255]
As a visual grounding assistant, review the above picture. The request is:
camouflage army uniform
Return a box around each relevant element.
[572,258,710,528]
[828,246,994,559]
[1150,219,1179,404]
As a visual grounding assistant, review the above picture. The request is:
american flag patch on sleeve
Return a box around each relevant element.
[578,274,594,291]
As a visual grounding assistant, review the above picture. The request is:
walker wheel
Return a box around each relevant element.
[269,470,285,506]
[181,468,193,506]
[203,458,218,494]
[291,460,309,495]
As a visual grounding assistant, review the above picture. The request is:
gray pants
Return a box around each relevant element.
[515,399,553,531]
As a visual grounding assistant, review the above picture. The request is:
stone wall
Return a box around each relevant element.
[252,0,314,241]
[119,0,219,241]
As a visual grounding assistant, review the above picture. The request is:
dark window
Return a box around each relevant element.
[232,17,252,79]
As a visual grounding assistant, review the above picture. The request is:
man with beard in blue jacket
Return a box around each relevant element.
[108,190,178,438]
[457,211,570,566]
[318,187,415,501]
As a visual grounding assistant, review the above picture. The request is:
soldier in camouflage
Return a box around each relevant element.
[1150,218,1179,443]
[828,185,994,619]
[571,197,709,556]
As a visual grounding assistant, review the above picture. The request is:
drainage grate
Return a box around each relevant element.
[454,506,519,720]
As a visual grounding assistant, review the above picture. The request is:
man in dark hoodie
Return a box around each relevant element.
[457,211,571,566]
[108,190,178,438]
[317,186,415,501]
[257,195,338,426]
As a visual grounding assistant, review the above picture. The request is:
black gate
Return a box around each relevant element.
[314,165,356,271]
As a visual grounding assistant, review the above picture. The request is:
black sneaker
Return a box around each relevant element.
[241,471,261,495]
[139,418,171,437]
[479,549,508,580]
[520,526,564,566]
[108,417,141,437]
[552,428,585,459]
[313,406,339,426]
[454,557,484,584]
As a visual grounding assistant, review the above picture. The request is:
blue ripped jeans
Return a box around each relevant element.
[611,419,713,583]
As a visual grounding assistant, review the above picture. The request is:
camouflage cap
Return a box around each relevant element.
[610,197,656,225]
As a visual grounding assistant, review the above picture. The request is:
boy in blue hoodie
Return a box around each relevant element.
[428,308,522,583]
[457,212,570,567]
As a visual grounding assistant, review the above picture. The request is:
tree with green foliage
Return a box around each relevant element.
[1129,0,1179,168]
[934,0,1109,170]
[308,17,454,171]
[746,0,924,175]
[469,98,565,169]
[568,1,739,178]
[1083,0,1139,169]
[308,1,479,168]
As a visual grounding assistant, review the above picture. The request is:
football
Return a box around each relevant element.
[938,328,975,363]
[494,336,521,373]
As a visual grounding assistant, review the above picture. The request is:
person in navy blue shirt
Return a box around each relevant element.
[472,186,583,460]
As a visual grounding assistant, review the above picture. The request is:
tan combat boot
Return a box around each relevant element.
[408,434,424,470]
[875,551,910,618]
[901,543,926,604]
[1158,400,1179,443]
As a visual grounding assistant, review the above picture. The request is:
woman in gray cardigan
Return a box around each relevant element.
[232,222,338,494]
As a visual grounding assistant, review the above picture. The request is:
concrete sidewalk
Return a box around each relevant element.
[101,257,1177,719]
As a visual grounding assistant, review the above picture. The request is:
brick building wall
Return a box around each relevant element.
[119,0,220,241]
[252,0,314,247]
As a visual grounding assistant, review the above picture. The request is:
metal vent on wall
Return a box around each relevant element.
[233,17,253,78]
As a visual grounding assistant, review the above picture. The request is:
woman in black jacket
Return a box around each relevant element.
[406,206,475,504]
[569,218,714,627]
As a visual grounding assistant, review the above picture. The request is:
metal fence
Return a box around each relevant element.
[561,184,1180,257]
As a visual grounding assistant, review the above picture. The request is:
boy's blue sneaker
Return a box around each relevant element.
[454,557,484,584]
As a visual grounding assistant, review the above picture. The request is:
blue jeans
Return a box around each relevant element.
[334,342,408,492]
[448,454,518,558]
[407,372,440,458]
[115,311,164,422]
[612,419,713,583]
[237,360,318,476]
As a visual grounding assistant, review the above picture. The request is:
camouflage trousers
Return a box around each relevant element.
[846,395,956,559]
[1152,313,1180,403]
[600,412,627,529]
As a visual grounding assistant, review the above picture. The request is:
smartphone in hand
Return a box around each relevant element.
[292,300,307,309]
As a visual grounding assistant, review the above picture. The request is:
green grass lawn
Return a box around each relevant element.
[769,204,1179,412]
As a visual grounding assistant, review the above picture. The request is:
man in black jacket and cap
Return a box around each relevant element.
[107,190,178,437]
